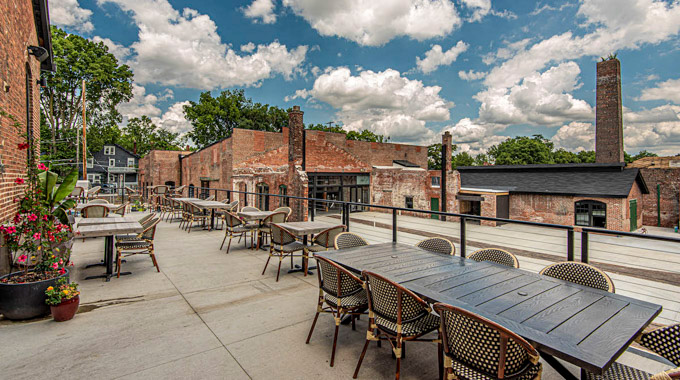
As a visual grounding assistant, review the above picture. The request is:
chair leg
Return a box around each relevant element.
[306,311,320,344]
[353,337,371,379]
[220,232,228,250]
[226,235,233,254]
[150,251,160,272]
[330,314,341,367]
[262,255,272,275]
[116,250,122,278]
[276,257,283,282]
[438,340,443,380]
[395,339,402,380]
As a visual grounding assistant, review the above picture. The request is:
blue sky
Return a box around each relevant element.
[50,0,680,155]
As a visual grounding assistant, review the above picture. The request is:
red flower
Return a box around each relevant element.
[17,143,29,150]
[27,213,38,222]
[59,268,66,275]
[37,163,48,171]
[14,178,24,185]
[42,215,49,221]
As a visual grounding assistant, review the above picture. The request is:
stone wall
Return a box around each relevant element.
[371,168,444,217]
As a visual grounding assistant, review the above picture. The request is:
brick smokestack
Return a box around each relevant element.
[441,131,453,218]
[288,105,304,167]
[596,58,624,163]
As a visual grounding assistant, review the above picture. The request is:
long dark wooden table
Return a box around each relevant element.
[316,243,662,378]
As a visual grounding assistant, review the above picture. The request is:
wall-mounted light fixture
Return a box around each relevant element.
[37,77,48,88]
[27,46,49,63]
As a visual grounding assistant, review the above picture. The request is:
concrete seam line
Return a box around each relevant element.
[110,346,227,380]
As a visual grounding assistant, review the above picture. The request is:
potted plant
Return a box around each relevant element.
[0,107,77,320]
[45,278,79,322]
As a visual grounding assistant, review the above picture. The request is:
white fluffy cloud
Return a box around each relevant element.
[458,70,487,81]
[441,118,508,155]
[416,41,468,74]
[117,84,192,135]
[49,0,94,33]
[92,36,132,62]
[552,122,595,152]
[281,0,462,46]
[638,78,680,104]
[290,67,453,143]
[243,0,277,24]
[151,101,193,135]
[97,0,308,90]
[460,0,491,22]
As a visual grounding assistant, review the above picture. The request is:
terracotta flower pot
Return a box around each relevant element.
[50,295,79,322]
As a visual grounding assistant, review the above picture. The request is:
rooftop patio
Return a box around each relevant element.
[1,210,677,379]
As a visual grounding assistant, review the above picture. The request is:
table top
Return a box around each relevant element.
[76,216,136,226]
[237,211,275,221]
[76,203,122,211]
[316,243,662,374]
[173,197,201,202]
[189,200,232,209]
[277,221,338,236]
[76,222,143,238]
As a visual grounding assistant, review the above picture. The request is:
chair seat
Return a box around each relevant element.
[232,225,255,234]
[375,313,440,337]
[116,234,140,241]
[325,290,368,309]
[449,356,542,380]
[275,241,306,253]
[308,244,330,252]
[116,240,152,250]
[584,362,652,380]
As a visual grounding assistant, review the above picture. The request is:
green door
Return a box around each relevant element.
[630,200,637,231]
[430,198,439,220]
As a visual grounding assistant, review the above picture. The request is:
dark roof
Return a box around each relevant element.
[393,160,420,168]
[33,0,55,72]
[458,163,648,197]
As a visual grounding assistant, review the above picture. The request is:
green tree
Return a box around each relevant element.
[40,27,134,159]
[488,135,554,165]
[428,143,443,170]
[452,152,475,168]
[306,123,388,143]
[474,153,491,166]
[119,116,180,156]
[577,150,596,163]
[625,150,658,163]
[552,149,581,164]
[307,123,345,134]
[184,89,289,148]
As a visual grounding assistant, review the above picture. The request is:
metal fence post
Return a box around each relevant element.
[345,203,350,231]
[392,209,397,243]
[460,217,466,258]
[567,230,574,261]
[311,199,315,221]
[227,190,231,203]
[581,231,589,263]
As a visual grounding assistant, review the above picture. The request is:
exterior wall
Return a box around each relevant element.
[182,138,232,191]
[595,58,624,164]
[629,156,680,228]
[138,150,190,190]
[82,144,139,187]
[371,168,448,217]
[0,0,42,222]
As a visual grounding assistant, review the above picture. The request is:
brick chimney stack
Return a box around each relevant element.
[595,58,624,163]
[288,105,304,167]
[441,131,453,217]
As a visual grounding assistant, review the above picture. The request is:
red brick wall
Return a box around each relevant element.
[0,0,42,223]
[595,59,624,164]
[138,150,191,189]
[371,168,445,217]
[639,168,680,227]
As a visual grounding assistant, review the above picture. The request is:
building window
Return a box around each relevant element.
[87,173,101,184]
[575,200,606,228]
[431,176,441,187]
[109,158,116,167]
[104,146,115,155]
[127,158,135,167]
[86,158,93,168]
[257,183,270,210]
[279,185,289,207]
[405,196,414,209]
[108,173,117,183]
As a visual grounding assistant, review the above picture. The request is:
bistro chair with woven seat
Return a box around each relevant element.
[584,323,679,380]
[68,186,85,203]
[205,195,215,201]
[171,185,186,197]
[88,199,109,204]
[185,203,210,233]
[257,211,287,250]
[306,255,368,367]
[539,261,615,292]
[308,225,346,253]
[334,232,369,250]
[220,212,257,253]
[125,186,141,203]
[468,248,520,268]
[81,204,109,218]
[111,203,128,217]
[115,218,161,278]
[152,185,168,211]
[241,206,259,212]
[273,206,292,219]
[434,302,542,380]
[86,186,101,200]
[416,237,455,255]
[165,198,183,222]
[117,213,157,242]
[262,223,306,282]
[354,270,441,380]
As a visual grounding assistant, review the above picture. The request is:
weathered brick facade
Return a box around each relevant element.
[0,0,47,223]
[595,58,624,164]
[629,156,680,228]
[138,150,192,191]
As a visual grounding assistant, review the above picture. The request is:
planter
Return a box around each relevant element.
[0,269,70,320]
[50,295,79,322]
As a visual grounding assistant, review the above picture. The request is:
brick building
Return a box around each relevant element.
[0,0,54,223]
[139,106,457,221]
[629,156,680,228]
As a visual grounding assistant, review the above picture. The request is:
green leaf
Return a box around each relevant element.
[53,167,78,205]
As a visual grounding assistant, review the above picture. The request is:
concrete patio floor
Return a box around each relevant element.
[0,212,674,379]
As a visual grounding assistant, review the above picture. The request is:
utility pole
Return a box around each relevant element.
[82,80,87,180]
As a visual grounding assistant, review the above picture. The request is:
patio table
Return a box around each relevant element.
[76,221,143,282]
[316,242,662,379]
[277,221,339,274]
[75,203,122,212]
[237,211,276,249]
[188,200,232,230]
[76,216,136,226]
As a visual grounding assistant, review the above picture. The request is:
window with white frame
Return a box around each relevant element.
[127,158,135,167]
[86,158,93,168]
[109,158,116,167]
[431,176,441,187]
[108,174,117,183]
[104,146,115,155]
[87,173,101,184]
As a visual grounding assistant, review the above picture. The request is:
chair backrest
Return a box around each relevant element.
[539,262,615,292]
[138,213,155,226]
[205,195,215,201]
[263,211,287,226]
[434,303,540,379]
[88,186,101,195]
[363,270,430,328]
[315,255,363,299]
[154,185,168,195]
[242,206,259,212]
[416,237,455,255]
[224,200,239,211]
[125,186,138,195]
[312,225,345,248]
[270,223,297,246]
[82,205,109,218]
[224,212,244,229]
[469,248,519,268]
[88,199,109,204]
[70,186,84,197]
[273,207,292,219]
[637,324,680,366]
[173,185,186,195]
[334,232,369,250]
[114,203,128,216]
[141,218,160,240]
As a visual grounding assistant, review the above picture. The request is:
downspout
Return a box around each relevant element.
[441,148,447,221]
[657,184,661,227]
[179,154,184,186]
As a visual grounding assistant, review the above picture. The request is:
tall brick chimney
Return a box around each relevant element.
[288,105,304,168]
[441,131,453,218]
[595,58,624,163]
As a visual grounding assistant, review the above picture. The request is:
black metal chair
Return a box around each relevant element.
[468,248,519,268]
